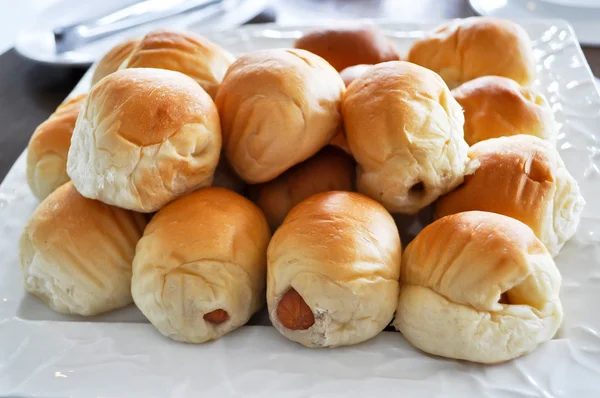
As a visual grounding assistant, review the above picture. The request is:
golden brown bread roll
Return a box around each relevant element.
[215,49,344,184]
[393,211,563,363]
[294,26,399,72]
[122,29,234,98]
[132,187,271,343]
[251,146,355,229]
[342,61,471,214]
[335,64,378,156]
[26,94,86,200]
[67,68,221,213]
[407,17,535,88]
[19,182,147,316]
[435,135,585,256]
[267,191,401,347]
[452,76,558,145]
[91,38,140,86]
[340,64,372,87]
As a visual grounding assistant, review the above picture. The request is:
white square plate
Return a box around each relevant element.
[1,20,600,398]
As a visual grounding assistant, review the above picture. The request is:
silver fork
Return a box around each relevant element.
[53,0,224,53]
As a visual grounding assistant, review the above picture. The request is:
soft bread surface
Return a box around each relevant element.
[294,26,399,71]
[452,76,558,145]
[267,191,401,347]
[67,68,221,212]
[436,135,585,256]
[27,94,86,200]
[342,61,471,214]
[407,17,535,88]
[123,29,235,98]
[393,211,563,363]
[132,187,271,343]
[251,146,355,229]
[91,38,140,86]
[19,182,147,316]
[215,48,345,184]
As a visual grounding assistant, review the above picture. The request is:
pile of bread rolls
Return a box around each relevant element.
[19,17,586,364]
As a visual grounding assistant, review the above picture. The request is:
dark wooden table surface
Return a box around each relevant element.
[0,0,598,183]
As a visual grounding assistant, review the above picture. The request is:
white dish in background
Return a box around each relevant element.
[2,19,600,397]
[14,0,269,66]
[469,0,600,46]
[542,0,600,6]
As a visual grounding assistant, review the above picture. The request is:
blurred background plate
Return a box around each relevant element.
[14,0,269,66]
[469,0,600,46]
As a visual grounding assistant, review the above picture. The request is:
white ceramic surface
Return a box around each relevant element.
[542,0,600,6]
[2,20,600,397]
[469,0,600,46]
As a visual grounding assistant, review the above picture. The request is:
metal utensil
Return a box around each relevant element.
[53,0,223,53]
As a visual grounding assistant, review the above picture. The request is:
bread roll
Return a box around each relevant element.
[452,76,557,145]
[435,135,585,256]
[267,191,401,347]
[132,187,271,343]
[91,38,140,86]
[122,29,234,98]
[342,61,471,214]
[294,26,399,72]
[340,64,372,87]
[26,94,86,200]
[19,182,146,316]
[251,146,355,229]
[407,17,535,88]
[394,211,563,363]
[216,49,344,184]
[67,68,221,213]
